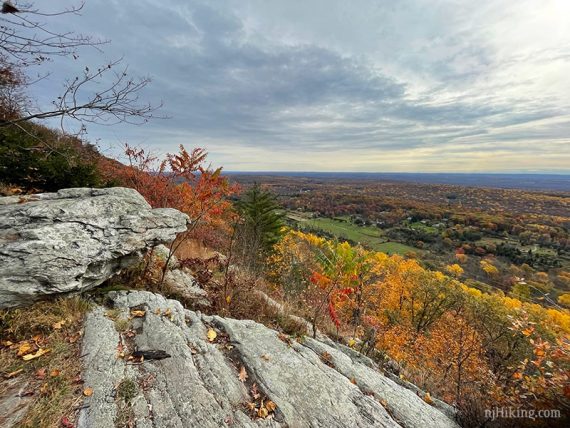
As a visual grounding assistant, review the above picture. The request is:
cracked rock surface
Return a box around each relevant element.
[79,290,459,428]
[0,188,189,308]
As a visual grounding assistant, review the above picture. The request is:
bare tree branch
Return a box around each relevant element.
[0,1,163,129]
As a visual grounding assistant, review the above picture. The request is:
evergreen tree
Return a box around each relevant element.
[235,183,284,271]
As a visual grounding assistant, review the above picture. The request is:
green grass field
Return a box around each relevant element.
[287,213,420,255]
[304,217,382,244]
[375,242,419,255]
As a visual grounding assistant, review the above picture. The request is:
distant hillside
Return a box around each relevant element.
[228,172,570,193]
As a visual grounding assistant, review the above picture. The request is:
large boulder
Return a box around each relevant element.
[78,290,459,428]
[0,188,188,308]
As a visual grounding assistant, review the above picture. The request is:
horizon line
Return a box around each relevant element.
[223,171,570,176]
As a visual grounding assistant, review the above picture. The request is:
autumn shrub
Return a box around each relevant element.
[268,229,570,420]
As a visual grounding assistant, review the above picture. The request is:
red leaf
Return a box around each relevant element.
[328,299,341,328]
[60,416,74,428]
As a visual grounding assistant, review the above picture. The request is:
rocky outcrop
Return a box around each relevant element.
[79,290,459,428]
[0,188,188,308]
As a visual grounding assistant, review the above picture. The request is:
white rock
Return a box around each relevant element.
[0,188,188,308]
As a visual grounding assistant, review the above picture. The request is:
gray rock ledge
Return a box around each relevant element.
[0,188,188,308]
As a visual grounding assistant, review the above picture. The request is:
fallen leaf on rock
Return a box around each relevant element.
[251,383,260,399]
[347,338,356,348]
[260,354,270,361]
[83,387,93,397]
[4,368,23,379]
[379,398,388,407]
[246,402,256,411]
[265,400,276,412]
[154,308,161,315]
[257,405,268,418]
[238,366,248,382]
[207,328,217,342]
[22,348,50,361]
[130,310,146,318]
[163,308,172,317]
[423,392,433,405]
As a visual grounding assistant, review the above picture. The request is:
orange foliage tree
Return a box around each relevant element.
[102,143,238,273]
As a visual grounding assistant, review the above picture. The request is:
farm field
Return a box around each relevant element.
[286,212,420,255]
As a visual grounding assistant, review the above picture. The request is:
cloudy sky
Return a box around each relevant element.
[31,0,570,172]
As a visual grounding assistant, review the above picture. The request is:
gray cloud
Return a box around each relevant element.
[28,0,570,172]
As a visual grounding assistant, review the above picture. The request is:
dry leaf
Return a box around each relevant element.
[350,377,357,385]
[40,382,49,395]
[347,338,356,348]
[52,320,65,329]
[3,340,14,347]
[423,392,433,405]
[17,342,33,356]
[238,366,248,382]
[207,328,217,342]
[260,353,270,361]
[61,416,74,428]
[50,369,61,377]
[83,387,94,397]
[4,368,23,379]
[246,402,256,411]
[36,368,47,379]
[22,348,50,361]
[163,308,172,317]
[131,310,146,318]
[154,308,161,315]
[251,383,261,399]
[257,406,268,418]
[379,398,388,407]
[265,400,276,412]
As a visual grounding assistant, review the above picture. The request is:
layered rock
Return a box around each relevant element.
[0,188,188,308]
[79,290,459,428]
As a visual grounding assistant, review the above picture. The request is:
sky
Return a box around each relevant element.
[28,0,570,173]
